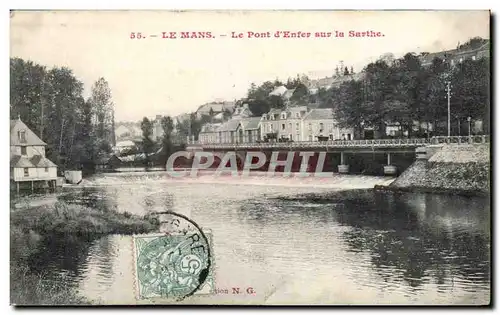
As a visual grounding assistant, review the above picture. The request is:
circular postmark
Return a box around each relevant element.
[135,211,211,301]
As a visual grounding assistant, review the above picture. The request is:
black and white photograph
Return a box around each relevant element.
[9,10,491,306]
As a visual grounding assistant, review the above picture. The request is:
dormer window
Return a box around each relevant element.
[21,146,27,156]
[270,115,274,121]
[295,113,300,118]
[281,113,286,119]
[18,130,26,143]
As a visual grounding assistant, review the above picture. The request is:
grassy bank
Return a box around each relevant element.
[11,201,160,305]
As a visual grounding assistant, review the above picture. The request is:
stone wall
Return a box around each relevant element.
[388,144,490,195]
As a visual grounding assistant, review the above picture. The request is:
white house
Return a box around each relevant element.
[260,106,309,141]
[10,118,58,192]
[302,108,354,141]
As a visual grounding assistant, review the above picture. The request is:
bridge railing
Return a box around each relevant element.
[193,138,433,149]
[430,135,490,145]
[187,135,490,148]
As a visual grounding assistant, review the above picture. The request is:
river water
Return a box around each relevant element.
[14,172,490,305]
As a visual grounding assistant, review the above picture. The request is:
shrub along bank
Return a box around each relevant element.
[10,201,160,305]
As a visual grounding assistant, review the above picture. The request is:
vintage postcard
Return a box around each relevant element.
[10,10,490,306]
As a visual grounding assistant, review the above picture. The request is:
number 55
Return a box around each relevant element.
[130,32,143,39]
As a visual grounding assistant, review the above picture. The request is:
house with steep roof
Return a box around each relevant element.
[236,117,262,143]
[260,106,308,141]
[10,118,58,192]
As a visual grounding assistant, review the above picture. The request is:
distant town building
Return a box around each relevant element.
[419,40,490,67]
[232,103,252,119]
[115,122,142,142]
[195,101,235,119]
[113,140,137,154]
[10,118,58,191]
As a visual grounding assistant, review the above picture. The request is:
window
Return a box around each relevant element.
[45,167,49,172]
[295,113,300,118]
[329,134,333,140]
[270,124,273,131]
[308,123,312,131]
[21,146,27,156]
[24,168,29,177]
[281,113,286,119]
[18,130,26,143]
[281,124,285,130]
[319,123,324,131]
[270,115,274,121]
[288,123,292,130]
[296,123,299,130]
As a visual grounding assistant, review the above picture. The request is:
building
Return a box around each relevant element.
[10,118,58,192]
[197,105,355,144]
[302,108,354,141]
[198,117,262,144]
[237,117,262,143]
[113,140,138,154]
[199,123,222,144]
[232,103,252,119]
[195,101,235,119]
[115,122,142,142]
[260,106,308,141]
[419,41,490,67]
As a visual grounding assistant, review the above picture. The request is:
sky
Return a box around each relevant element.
[10,10,490,122]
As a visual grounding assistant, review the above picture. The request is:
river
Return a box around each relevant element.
[13,172,490,305]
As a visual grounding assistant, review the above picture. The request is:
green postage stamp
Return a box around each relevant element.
[132,212,215,301]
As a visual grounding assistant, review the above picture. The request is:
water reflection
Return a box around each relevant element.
[257,190,490,293]
[13,174,490,305]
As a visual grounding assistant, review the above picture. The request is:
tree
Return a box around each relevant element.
[10,57,117,172]
[89,78,114,148]
[290,83,309,104]
[140,117,155,167]
[331,80,366,139]
[391,53,425,136]
[160,116,174,165]
[450,57,490,133]
[248,99,271,117]
[222,108,232,120]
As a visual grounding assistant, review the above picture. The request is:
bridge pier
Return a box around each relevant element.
[383,152,397,176]
[338,151,350,174]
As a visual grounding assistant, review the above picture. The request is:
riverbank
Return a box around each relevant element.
[10,201,160,305]
[379,144,490,197]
